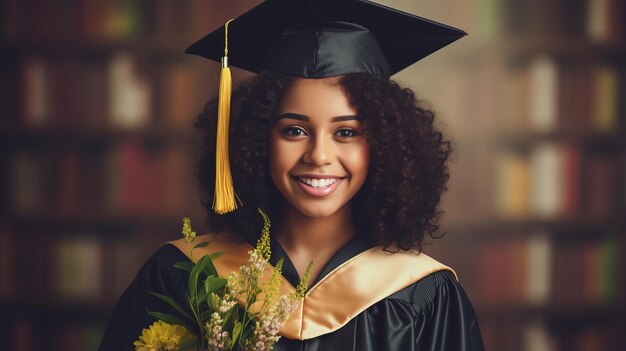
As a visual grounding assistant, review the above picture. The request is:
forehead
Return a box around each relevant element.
[277,77,357,117]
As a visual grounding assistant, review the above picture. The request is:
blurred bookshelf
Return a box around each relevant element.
[1,1,625,351]
[0,0,247,350]
[408,0,626,351]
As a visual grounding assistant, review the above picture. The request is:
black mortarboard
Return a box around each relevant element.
[186,0,466,80]
[186,0,466,214]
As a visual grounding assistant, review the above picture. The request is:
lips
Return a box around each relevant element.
[291,175,346,197]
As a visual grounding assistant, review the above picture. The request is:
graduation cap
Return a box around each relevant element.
[187,0,466,79]
[186,0,466,214]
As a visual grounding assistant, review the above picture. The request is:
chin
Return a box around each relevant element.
[292,202,344,219]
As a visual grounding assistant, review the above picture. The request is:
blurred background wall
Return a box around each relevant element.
[0,0,624,350]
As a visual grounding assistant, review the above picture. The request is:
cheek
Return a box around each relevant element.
[345,143,370,180]
[269,138,299,178]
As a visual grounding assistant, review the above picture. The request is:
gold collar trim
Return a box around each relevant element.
[169,234,456,340]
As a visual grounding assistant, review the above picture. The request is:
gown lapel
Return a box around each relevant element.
[169,233,456,340]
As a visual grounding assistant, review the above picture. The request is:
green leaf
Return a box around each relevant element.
[189,254,213,298]
[197,288,207,305]
[201,253,222,277]
[209,251,224,260]
[147,310,194,332]
[174,261,193,272]
[179,338,199,351]
[205,276,227,295]
[148,291,193,321]
[232,322,242,345]
[194,241,209,249]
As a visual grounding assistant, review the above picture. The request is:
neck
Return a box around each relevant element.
[276,205,355,251]
[274,204,356,278]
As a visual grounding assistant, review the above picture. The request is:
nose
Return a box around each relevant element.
[303,134,333,166]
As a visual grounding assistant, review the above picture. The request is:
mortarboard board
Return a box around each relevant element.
[186,0,466,80]
[186,0,466,214]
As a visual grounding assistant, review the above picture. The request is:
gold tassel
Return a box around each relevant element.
[213,19,239,214]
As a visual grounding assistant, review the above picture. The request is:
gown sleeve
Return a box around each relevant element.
[407,270,485,351]
[98,244,191,351]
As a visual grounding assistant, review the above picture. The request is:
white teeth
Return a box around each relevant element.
[298,177,339,188]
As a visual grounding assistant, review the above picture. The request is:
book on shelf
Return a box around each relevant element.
[444,141,495,221]
[9,143,192,217]
[108,53,151,129]
[58,151,81,214]
[478,237,524,303]
[162,62,198,129]
[20,57,49,127]
[2,229,180,305]
[55,323,104,351]
[10,151,43,214]
[503,0,616,42]
[0,226,16,301]
[530,142,563,218]
[476,0,502,41]
[106,139,189,215]
[560,143,582,216]
[494,143,586,219]
[525,234,552,306]
[103,237,143,305]
[529,56,558,132]
[80,0,142,42]
[585,153,616,220]
[479,316,519,351]
[18,53,217,130]
[523,319,554,351]
[495,150,530,218]
[500,63,531,131]
[476,233,620,307]
[54,235,103,302]
[586,0,625,44]
[551,236,620,307]
[6,317,103,351]
[500,58,621,134]
[557,61,591,131]
[598,236,619,303]
[10,317,34,351]
[81,59,110,129]
[592,64,619,132]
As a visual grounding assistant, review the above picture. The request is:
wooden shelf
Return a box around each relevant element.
[444,217,625,237]
[475,303,626,322]
[0,39,191,59]
[494,130,626,148]
[445,36,626,64]
[0,126,199,146]
[2,212,200,232]
[0,301,111,321]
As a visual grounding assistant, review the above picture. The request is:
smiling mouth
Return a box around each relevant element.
[294,176,344,189]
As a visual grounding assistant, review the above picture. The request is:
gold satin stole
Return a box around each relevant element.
[169,234,457,340]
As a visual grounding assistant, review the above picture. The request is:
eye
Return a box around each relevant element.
[335,128,358,138]
[281,126,307,137]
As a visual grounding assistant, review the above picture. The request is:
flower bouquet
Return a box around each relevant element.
[134,209,311,351]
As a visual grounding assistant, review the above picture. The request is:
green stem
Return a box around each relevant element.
[188,296,205,350]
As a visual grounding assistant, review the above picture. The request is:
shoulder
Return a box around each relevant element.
[168,233,245,261]
[384,260,465,314]
[136,243,189,281]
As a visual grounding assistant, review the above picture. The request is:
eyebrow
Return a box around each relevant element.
[275,112,361,122]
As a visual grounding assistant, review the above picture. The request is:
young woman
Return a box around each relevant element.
[99,1,485,350]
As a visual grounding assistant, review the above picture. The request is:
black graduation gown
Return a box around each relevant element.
[98,236,485,351]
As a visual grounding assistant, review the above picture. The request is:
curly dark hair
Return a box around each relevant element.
[194,72,452,252]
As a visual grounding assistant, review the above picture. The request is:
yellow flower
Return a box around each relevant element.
[255,208,271,261]
[134,320,194,351]
[295,261,313,298]
[182,217,196,244]
[263,257,284,308]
